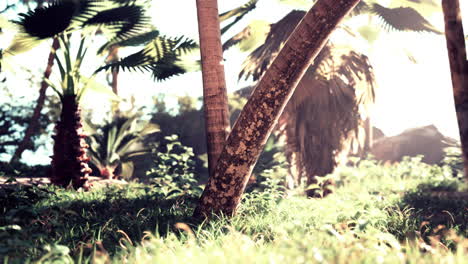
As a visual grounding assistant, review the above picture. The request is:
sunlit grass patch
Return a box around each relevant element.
[1,157,467,263]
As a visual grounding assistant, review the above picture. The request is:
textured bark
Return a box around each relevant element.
[442,0,468,180]
[196,0,231,176]
[50,94,91,189]
[193,0,361,218]
[10,37,60,164]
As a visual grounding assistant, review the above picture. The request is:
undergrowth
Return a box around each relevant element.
[0,157,466,263]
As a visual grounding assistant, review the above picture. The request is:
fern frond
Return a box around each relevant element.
[371,3,441,34]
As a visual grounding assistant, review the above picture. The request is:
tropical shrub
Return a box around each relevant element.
[85,111,159,179]
[146,135,202,198]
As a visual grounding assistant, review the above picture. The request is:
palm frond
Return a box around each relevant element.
[349,1,370,17]
[14,0,77,39]
[222,20,270,51]
[371,3,441,34]
[280,43,375,182]
[95,35,198,81]
[219,0,258,35]
[82,5,151,44]
[239,10,305,81]
[85,112,157,177]
[97,29,160,54]
[149,59,186,81]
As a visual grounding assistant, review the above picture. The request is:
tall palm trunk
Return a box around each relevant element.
[196,0,231,176]
[442,0,468,180]
[193,0,361,218]
[10,37,59,164]
[50,94,91,189]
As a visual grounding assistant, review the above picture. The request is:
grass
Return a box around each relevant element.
[0,157,467,263]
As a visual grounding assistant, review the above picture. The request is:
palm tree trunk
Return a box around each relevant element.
[442,0,468,180]
[193,0,361,218]
[363,117,372,153]
[50,94,91,189]
[10,37,60,164]
[196,0,231,176]
[107,45,121,115]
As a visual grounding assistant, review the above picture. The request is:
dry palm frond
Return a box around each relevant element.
[277,43,375,188]
[370,3,442,34]
[239,10,305,81]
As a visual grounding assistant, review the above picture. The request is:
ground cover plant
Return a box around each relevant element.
[1,156,466,263]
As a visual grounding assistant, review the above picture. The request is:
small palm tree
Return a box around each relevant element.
[85,112,159,179]
[2,0,197,189]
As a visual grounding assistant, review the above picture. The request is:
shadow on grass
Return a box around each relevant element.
[401,182,467,233]
[0,184,201,262]
[383,180,468,250]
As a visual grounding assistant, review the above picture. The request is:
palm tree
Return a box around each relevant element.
[441,0,468,180]
[224,0,441,196]
[193,0,360,218]
[9,0,58,164]
[2,0,196,189]
[196,0,231,176]
[236,10,375,196]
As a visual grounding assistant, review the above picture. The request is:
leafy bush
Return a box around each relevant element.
[440,146,464,179]
[146,135,202,198]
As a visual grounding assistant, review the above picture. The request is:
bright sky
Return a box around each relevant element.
[1,0,468,164]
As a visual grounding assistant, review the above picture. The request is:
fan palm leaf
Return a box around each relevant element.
[6,0,151,54]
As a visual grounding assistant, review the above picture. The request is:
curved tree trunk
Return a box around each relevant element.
[50,94,91,189]
[196,0,231,176]
[442,0,468,180]
[10,37,60,164]
[193,0,361,218]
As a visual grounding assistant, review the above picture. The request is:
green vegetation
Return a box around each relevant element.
[1,157,466,263]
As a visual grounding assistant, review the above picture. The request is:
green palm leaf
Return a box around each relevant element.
[95,35,198,81]
[219,0,259,35]
[97,29,160,54]
[82,5,150,44]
